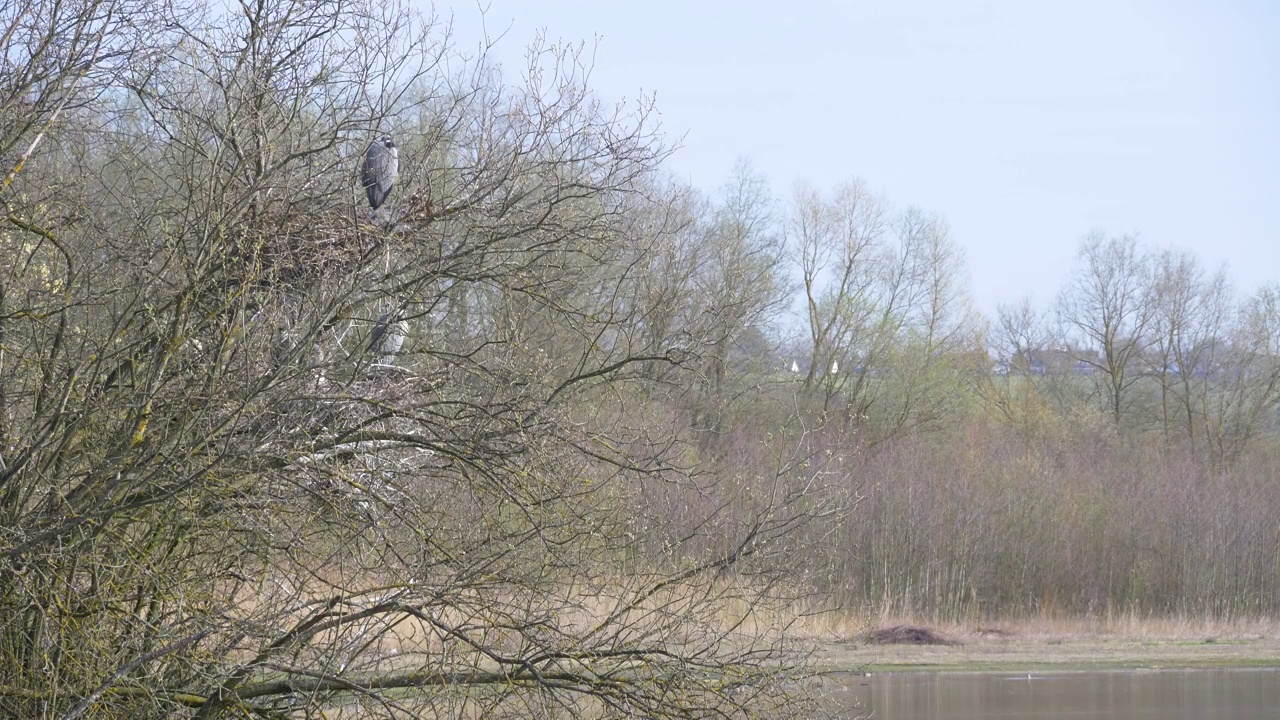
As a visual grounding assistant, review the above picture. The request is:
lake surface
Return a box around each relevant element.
[835,667,1280,719]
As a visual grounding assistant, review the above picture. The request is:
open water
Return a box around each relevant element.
[834,666,1280,719]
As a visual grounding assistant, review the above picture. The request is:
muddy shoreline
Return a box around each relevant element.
[810,622,1280,673]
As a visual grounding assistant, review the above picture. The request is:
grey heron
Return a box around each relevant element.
[272,327,297,368]
[370,313,409,365]
[362,135,398,211]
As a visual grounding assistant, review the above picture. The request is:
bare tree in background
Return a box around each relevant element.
[992,298,1046,373]
[687,162,790,442]
[791,180,977,442]
[1055,231,1156,429]
[1147,250,1232,453]
[0,2,839,718]
[873,207,978,440]
[985,297,1098,433]
[793,178,889,410]
[1207,284,1280,465]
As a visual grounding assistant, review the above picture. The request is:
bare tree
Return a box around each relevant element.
[1206,284,1280,465]
[1055,231,1156,428]
[0,2,836,718]
[790,180,977,442]
[1,0,151,192]
[793,178,890,407]
[992,297,1047,374]
[1147,250,1232,452]
[873,207,978,439]
[682,162,789,438]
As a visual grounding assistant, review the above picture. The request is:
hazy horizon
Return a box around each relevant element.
[448,0,1279,315]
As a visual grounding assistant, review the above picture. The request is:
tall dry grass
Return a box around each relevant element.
[783,420,1280,621]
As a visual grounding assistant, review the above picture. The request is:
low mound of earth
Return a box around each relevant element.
[864,625,960,646]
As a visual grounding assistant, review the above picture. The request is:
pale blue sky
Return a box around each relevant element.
[449,1,1279,314]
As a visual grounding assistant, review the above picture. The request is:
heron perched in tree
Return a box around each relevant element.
[370,313,409,366]
[272,327,297,369]
[361,135,398,211]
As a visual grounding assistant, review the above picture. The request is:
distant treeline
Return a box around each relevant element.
[670,175,1280,618]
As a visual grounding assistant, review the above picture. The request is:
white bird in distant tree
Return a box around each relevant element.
[830,360,839,375]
